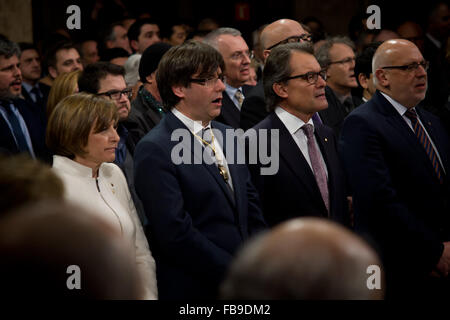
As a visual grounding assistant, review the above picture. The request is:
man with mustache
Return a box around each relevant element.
[0,39,48,161]
[134,41,266,299]
[315,36,363,137]
[340,39,450,299]
[203,28,253,129]
[249,42,349,227]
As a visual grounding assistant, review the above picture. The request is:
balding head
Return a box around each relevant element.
[260,19,307,62]
[221,218,384,300]
[373,39,427,107]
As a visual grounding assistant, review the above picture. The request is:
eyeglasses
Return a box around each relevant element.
[230,50,254,61]
[97,88,132,100]
[283,69,327,84]
[189,74,225,87]
[328,57,356,66]
[266,34,313,50]
[381,61,429,72]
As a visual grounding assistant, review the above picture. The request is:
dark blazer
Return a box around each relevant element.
[21,83,50,118]
[319,86,363,138]
[215,85,253,129]
[124,86,165,145]
[239,81,268,131]
[134,111,266,300]
[339,90,450,298]
[0,98,50,163]
[249,112,349,227]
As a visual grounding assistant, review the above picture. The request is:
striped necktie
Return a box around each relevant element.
[234,89,244,108]
[404,108,444,184]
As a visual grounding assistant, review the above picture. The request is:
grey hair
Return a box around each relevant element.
[0,39,21,59]
[315,36,355,68]
[263,42,314,111]
[202,27,242,49]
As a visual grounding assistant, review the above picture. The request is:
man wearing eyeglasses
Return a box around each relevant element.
[134,41,267,299]
[78,62,147,227]
[315,36,363,137]
[249,42,349,228]
[340,39,450,299]
[239,19,313,131]
[203,28,253,129]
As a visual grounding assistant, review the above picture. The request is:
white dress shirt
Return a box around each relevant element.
[275,106,328,177]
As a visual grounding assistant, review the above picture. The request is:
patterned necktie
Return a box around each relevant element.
[2,101,30,153]
[234,89,244,108]
[404,108,444,184]
[301,124,329,213]
[343,97,354,114]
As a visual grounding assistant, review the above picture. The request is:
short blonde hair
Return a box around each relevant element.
[46,92,118,159]
[46,70,82,119]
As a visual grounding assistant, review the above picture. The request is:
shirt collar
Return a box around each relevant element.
[172,108,211,135]
[275,106,314,135]
[380,92,412,117]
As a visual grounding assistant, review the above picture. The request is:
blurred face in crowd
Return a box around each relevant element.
[245,66,258,86]
[397,21,425,53]
[132,23,161,54]
[49,48,83,79]
[175,68,225,125]
[98,74,131,121]
[277,51,328,121]
[375,40,427,108]
[0,54,22,98]
[81,41,100,66]
[326,43,357,95]
[109,25,132,54]
[19,49,41,84]
[75,120,119,171]
[169,25,187,46]
[216,34,251,88]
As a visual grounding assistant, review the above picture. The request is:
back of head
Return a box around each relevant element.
[221,218,384,300]
[0,200,142,299]
[47,69,82,118]
[0,155,64,216]
[123,54,141,87]
[139,42,172,83]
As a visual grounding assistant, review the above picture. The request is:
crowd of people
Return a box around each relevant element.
[0,1,449,300]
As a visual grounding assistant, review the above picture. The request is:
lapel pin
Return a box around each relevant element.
[428,121,431,126]
[324,138,328,142]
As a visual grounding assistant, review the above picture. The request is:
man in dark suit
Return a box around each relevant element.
[0,39,48,162]
[239,19,312,131]
[315,36,363,137]
[134,41,266,300]
[203,28,254,128]
[249,42,349,227]
[340,39,450,299]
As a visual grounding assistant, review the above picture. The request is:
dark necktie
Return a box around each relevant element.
[301,124,329,213]
[342,97,354,114]
[31,86,44,107]
[2,102,30,153]
[404,108,444,184]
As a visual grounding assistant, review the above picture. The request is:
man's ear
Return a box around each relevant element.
[48,66,58,79]
[358,73,368,89]
[146,73,155,84]
[263,49,270,62]
[130,40,138,52]
[374,69,388,87]
[272,82,288,99]
[172,85,185,99]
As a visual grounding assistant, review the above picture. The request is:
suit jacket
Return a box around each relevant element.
[249,112,349,227]
[215,85,253,129]
[239,81,268,131]
[319,86,363,138]
[0,98,50,163]
[339,90,450,298]
[124,86,165,145]
[134,111,266,300]
[21,82,50,119]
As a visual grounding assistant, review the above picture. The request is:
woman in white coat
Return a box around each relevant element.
[46,93,157,299]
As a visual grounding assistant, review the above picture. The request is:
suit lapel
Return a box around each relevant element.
[221,92,240,128]
[271,114,326,211]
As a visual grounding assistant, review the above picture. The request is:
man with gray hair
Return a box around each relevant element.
[315,36,362,137]
[0,39,48,161]
[249,42,349,227]
[203,27,253,128]
[221,217,384,299]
